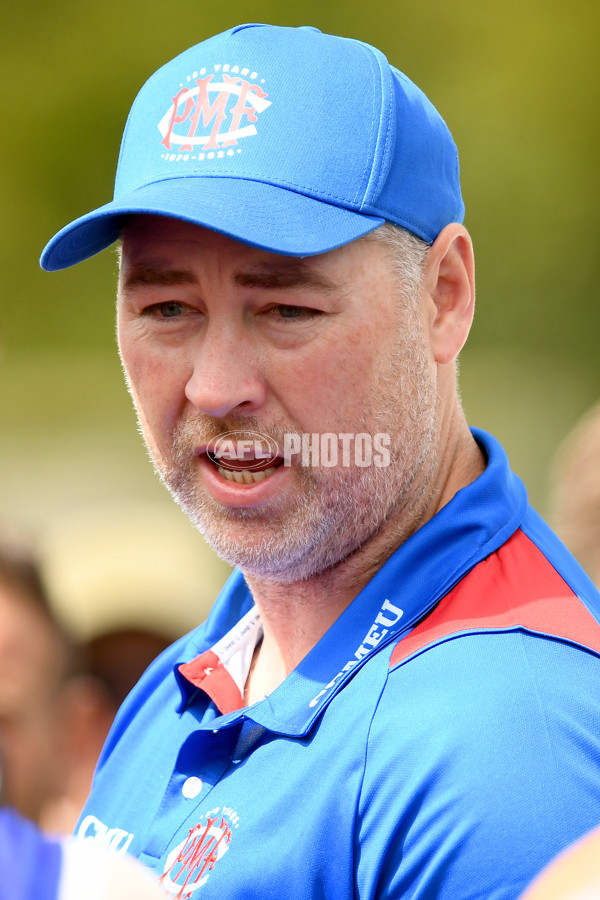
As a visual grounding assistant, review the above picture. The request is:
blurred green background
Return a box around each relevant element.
[1,0,598,629]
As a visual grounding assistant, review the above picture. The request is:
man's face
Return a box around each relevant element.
[117,216,440,582]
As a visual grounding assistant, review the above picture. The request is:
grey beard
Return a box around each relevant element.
[157,443,402,583]
[132,292,439,583]
[151,395,437,584]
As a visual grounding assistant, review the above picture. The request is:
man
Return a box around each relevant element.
[40,24,600,900]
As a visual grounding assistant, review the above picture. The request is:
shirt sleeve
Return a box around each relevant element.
[356,631,600,900]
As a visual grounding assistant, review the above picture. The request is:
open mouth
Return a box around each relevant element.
[206,451,284,484]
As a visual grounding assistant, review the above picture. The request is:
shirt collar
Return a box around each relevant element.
[177,606,263,714]
[177,429,527,738]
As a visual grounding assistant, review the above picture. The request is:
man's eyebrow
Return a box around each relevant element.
[234,264,338,293]
[122,265,198,292]
[121,262,338,294]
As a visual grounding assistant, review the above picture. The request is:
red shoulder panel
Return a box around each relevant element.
[390,529,600,668]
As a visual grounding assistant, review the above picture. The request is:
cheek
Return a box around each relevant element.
[276,337,378,430]
[118,335,188,441]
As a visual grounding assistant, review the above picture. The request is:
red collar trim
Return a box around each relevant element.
[179,649,244,714]
[178,607,263,714]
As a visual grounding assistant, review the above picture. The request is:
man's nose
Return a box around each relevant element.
[184,325,267,419]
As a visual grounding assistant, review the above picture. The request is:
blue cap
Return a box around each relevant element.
[40,23,464,271]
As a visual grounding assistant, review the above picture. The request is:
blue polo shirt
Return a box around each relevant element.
[76,430,600,899]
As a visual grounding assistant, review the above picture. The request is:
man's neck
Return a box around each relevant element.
[242,418,485,705]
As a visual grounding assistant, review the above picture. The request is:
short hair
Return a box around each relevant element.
[82,627,172,709]
[0,533,53,619]
[0,530,79,680]
[550,401,600,585]
[366,222,430,300]
[117,220,430,300]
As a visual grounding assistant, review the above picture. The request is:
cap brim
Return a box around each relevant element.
[40,178,385,271]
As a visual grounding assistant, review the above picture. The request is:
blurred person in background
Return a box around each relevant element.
[0,528,173,834]
[519,824,600,900]
[0,534,165,896]
[46,625,172,834]
[0,530,80,827]
[0,797,165,899]
[83,628,172,711]
[550,400,600,587]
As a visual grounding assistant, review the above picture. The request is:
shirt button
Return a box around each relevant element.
[182,776,203,799]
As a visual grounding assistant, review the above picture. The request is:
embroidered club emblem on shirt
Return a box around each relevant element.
[160,806,239,897]
[158,64,271,161]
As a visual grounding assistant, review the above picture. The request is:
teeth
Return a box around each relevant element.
[217,465,277,484]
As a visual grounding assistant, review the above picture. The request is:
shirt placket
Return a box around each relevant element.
[138,718,243,868]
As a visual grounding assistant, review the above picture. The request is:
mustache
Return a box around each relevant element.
[171,414,293,452]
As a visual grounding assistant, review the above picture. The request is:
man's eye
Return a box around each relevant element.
[278,305,304,319]
[147,302,184,318]
[272,305,319,320]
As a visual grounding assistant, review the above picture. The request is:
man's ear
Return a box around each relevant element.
[422,224,475,365]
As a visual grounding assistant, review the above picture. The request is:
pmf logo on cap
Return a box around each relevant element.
[158,65,271,161]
